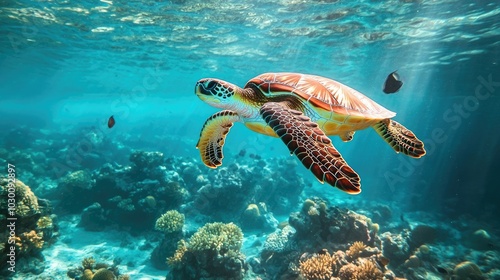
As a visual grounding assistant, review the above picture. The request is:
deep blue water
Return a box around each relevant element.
[1,0,500,278]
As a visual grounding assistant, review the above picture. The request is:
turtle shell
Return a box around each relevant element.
[245,72,395,119]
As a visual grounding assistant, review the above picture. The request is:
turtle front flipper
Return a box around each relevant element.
[260,102,361,194]
[372,119,426,158]
[196,110,240,168]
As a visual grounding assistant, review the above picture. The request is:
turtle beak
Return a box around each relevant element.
[195,82,210,96]
[195,81,222,104]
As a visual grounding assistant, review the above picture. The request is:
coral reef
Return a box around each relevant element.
[380,230,411,269]
[0,178,58,276]
[190,158,307,222]
[408,224,438,250]
[166,222,247,279]
[465,229,492,251]
[260,198,393,279]
[128,150,170,182]
[289,197,378,250]
[51,150,189,231]
[189,222,243,252]
[67,256,128,280]
[240,202,278,231]
[79,203,107,231]
[151,210,185,269]
[298,246,389,280]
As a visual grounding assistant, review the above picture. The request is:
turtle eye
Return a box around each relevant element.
[205,80,217,90]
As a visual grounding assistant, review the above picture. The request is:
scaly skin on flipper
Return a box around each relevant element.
[196,110,240,168]
[372,119,426,158]
[260,102,361,194]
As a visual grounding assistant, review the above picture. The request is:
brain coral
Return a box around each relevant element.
[0,177,40,218]
[189,222,243,253]
[155,210,184,234]
[453,261,483,280]
[263,225,296,253]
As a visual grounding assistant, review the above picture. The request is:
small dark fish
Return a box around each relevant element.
[378,256,390,266]
[436,266,448,274]
[383,71,403,94]
[317,249,328,255]
[108,115,115,128]
[238,149,246,157]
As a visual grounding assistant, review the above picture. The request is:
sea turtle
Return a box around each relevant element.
[195,73,426,194]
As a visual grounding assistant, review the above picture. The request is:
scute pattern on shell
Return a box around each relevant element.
[248,73,395,119]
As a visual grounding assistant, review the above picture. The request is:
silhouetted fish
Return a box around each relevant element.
[108,115,115,128]
[383,71,403,94]
[238,149,246,157]
[436,266,448,274]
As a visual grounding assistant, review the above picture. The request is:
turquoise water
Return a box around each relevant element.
[1,0,499,279]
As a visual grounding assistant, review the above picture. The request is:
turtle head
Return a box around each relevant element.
[195,78,240,108]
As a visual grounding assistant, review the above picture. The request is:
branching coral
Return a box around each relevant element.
[299,252,336,280]
[338,263,358,279]
[167,240,188,268]
[189,222,243,253]
[337,259,383,280]
[82,256,96,269]
[347,241,366,259]
[356,259,384,280]
[36,216,53,229]
[155,210,184,234]
[17,230,44,252]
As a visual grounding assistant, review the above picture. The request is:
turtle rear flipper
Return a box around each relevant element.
[260,102,361,194]
[196,110,240,168]
[373,119,426,158]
